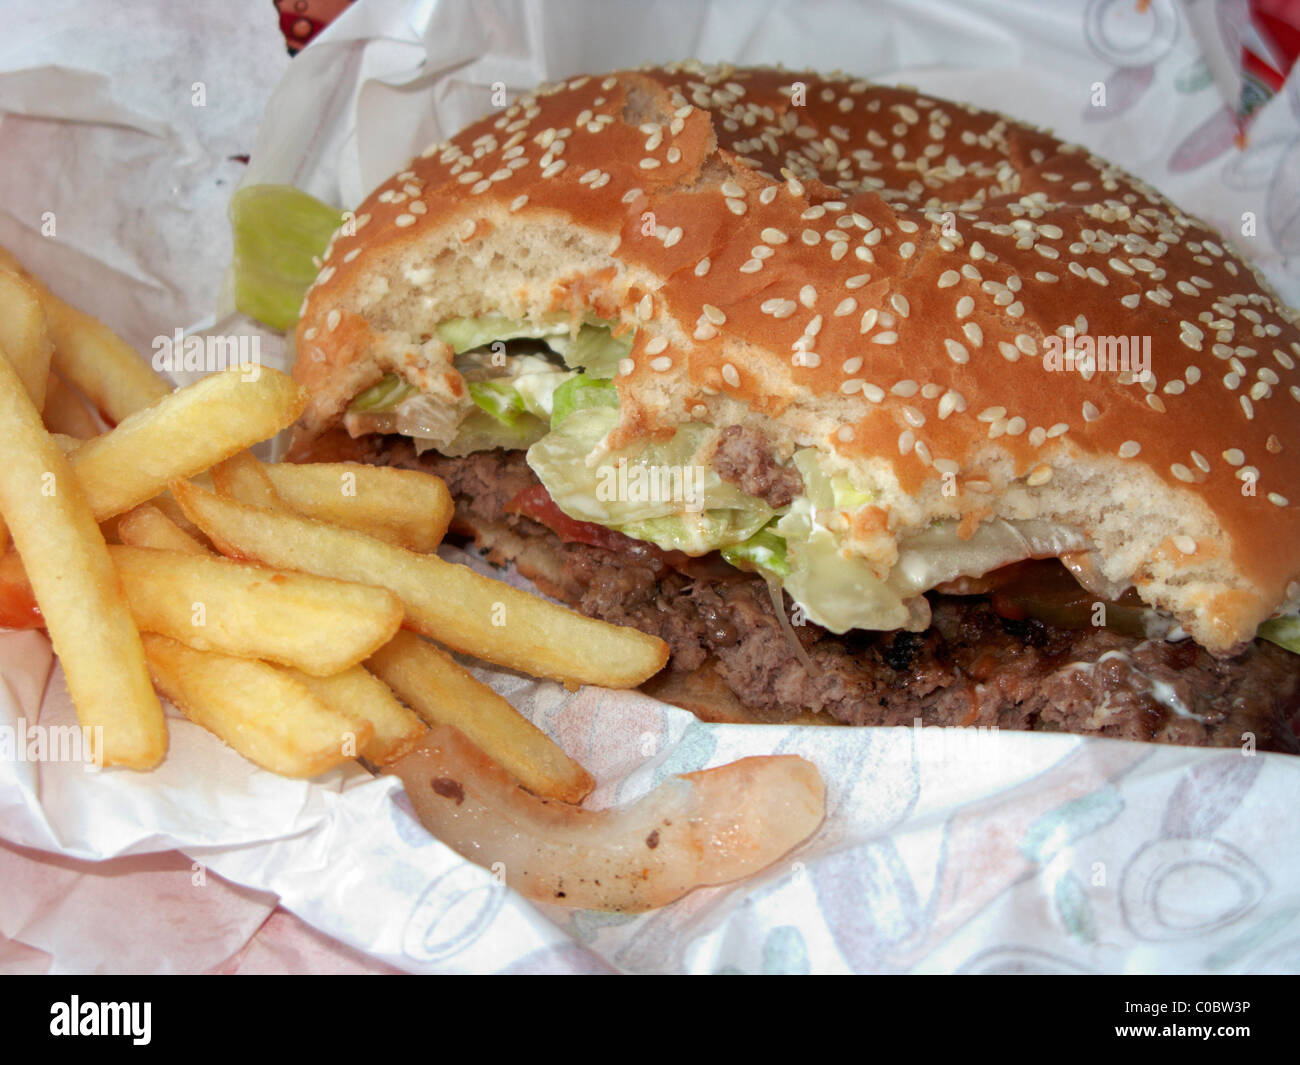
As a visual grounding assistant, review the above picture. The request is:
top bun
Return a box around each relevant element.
[291,61,1300,653]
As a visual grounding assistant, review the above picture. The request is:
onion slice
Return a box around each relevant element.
[388,725,826,912]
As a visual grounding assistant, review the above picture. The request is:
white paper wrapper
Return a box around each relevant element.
[2,0,1299,974]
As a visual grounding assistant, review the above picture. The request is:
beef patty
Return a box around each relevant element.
[331,434,1300,753]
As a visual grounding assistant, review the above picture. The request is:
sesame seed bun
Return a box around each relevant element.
[290,61,1300,653]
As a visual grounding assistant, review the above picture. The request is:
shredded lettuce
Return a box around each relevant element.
[467,380,528,426]
[721,524,791,577]
[349,373,416,413]
[551,376,618,427]
[1259,616,1300,655]
[618,510,773,555]
[561,324,633,377]
[229,184,345,331]
[436,315,572,354]
[525,406,772,553]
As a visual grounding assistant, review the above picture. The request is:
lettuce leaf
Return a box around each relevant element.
[229,184,345,332]
[1258,616,1300,655]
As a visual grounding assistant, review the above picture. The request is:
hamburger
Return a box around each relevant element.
[286,61,1300,752]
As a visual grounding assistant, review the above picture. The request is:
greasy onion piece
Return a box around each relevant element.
[389,725,826,913]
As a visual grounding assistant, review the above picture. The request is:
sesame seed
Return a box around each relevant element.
[457,219,476,240]
[842,356,863,374]
[1170,463,1195,482]
[618,358,634,377]
[702,304,726,324]
[944,339,969,364]
[1268,493,1289,507]
[873,331,899,345]
[663,226,683,248]
[721,180,745,198]
[938,270,960,288]
[1118,440,1141,458]
[695,257,711,277]
[395,213,417,227]
[902,405,926,427]
[725,197,746,215]
[1046,422,1069,438]
[891,379,918,397]
[898,430,915,455]
[645,337,668,355]
[1026,465,1052,487]
[1006,416,1026,436]
[542,161,566,178]
[649,356,673,372]
[860,309,878,333]
[326,309,341,332]
[761,227,789,244]
[1222,448,1245,466]
[1173,536,1197,554]
[834,298,857,317]
[1082,401,1100,422]
[862,383,885,402]
[799,285,817,308]
[840,378,864,395]
[963,323,983,346]
[891,294,910,317]
[899,242,916,259]
[721,363,740,387]
[1191,450,1211,473]
[694,323,717,341]
[955,296,974,318]
[667,147,682,164]
[638,294,653,319]
[639,158,660,169]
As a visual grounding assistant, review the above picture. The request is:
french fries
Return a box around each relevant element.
[170,480,670,689]
[0,244,171,421]
[210,449,281,509]
[369,632,594,803]
[116,504,209,555]
[42,372,104,439]
[0,270,52,411]
[262,461,453,552]
[0,544,403,674]
[284,664,427,766]
[113,546,404,675]
[68,367,306,520]
[142,634,370,778]
[0,348,165,768]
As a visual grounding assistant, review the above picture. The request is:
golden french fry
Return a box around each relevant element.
[0,243,170,422]
[210,450,281,509]
[368,631,593,802]
[116,504,209,555]
[68,367,306,521]
[142,634,370,778]
[0,271,51,411]
[263,461,452,552]
[42,372,103,439]
[0,544,404,674]
[0,347,165,768]
[285,664,427,766]
[170,480,670,689]
[112,545,404,675]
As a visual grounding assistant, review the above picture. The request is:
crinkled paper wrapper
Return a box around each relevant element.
[1,0,1298,974]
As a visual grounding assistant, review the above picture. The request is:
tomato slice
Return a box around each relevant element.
[0,566,42,629]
